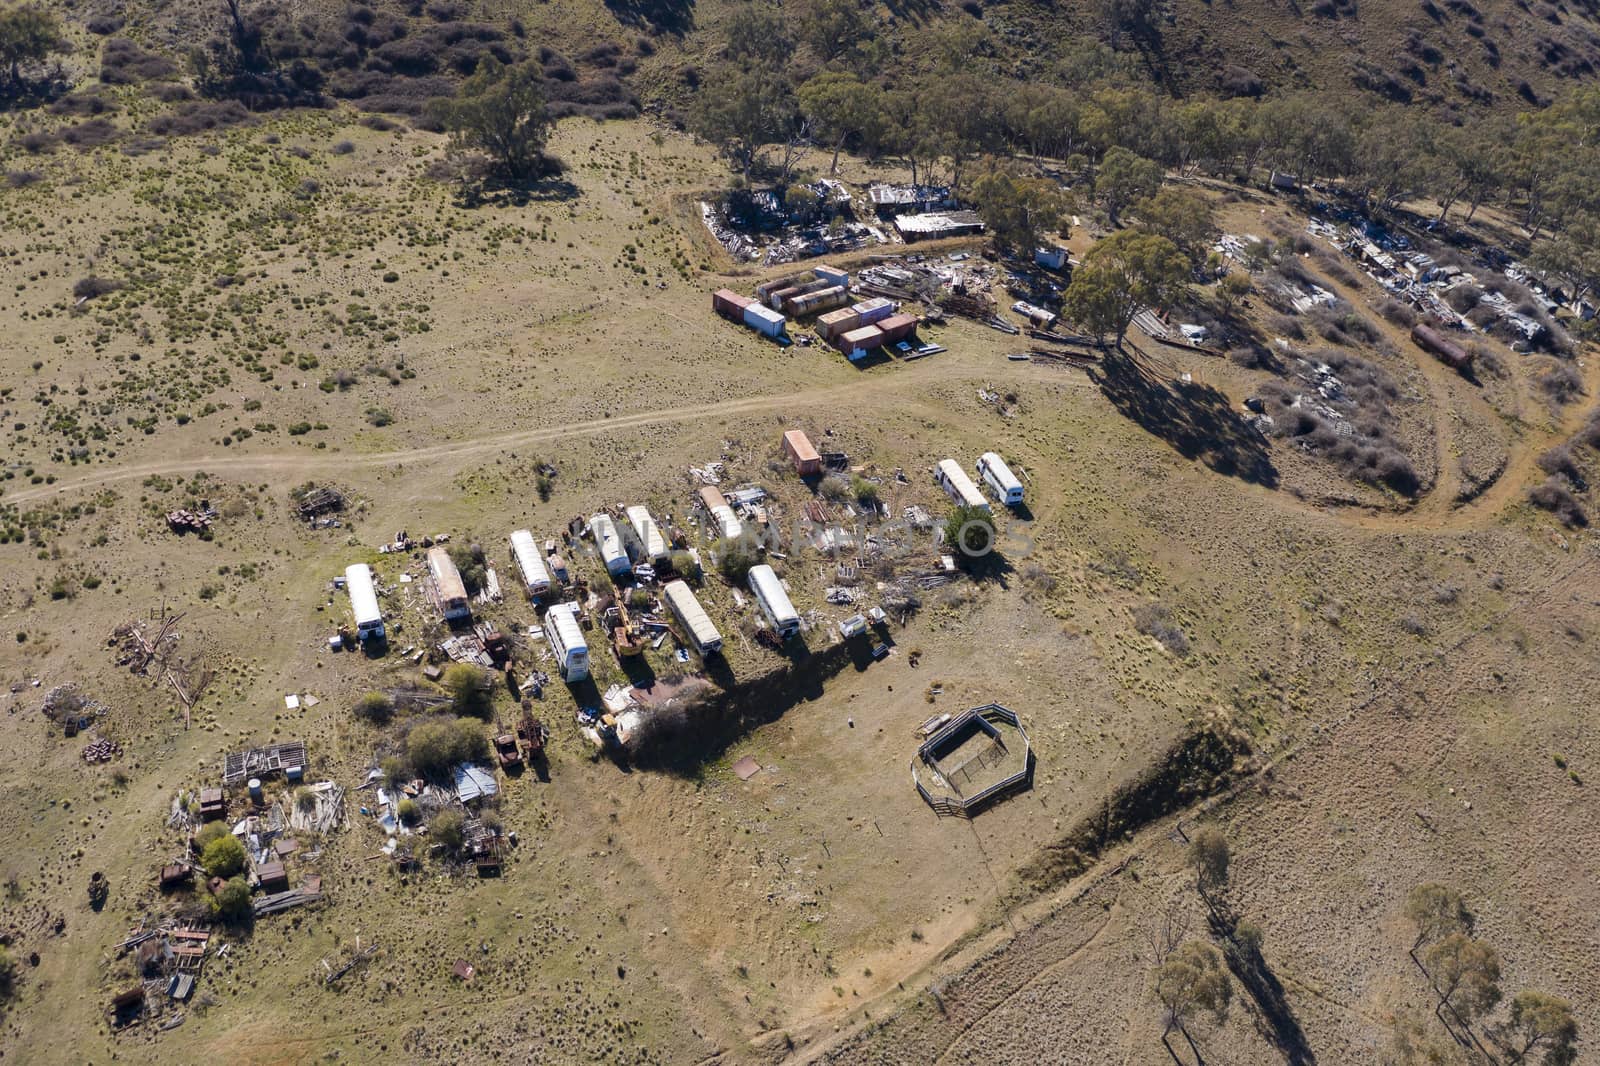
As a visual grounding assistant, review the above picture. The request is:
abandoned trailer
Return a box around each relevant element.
[624,505,669,567]
[698,486,744,541]
[662,579,723,655]
[935,459,991,513]
[589,513,631,578]
[426,546,472,623]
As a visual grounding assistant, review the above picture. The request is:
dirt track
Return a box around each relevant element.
[10,343,1598,542]
[0,358,1010,507]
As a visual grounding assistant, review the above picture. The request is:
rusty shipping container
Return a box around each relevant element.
[712,289,753,320]
[877,312,918,344]
[839,324,886,360]
[1412,323,1472,373]
[783,429,823,476]
[817,307,862,341]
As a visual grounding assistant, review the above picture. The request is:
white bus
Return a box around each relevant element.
[624,505,669,565]
[747,564,799,640]
[545,602,590,681]
[344,563,385,643]
[662,580,722,655]
[509,529,552,598]
[977,452,1024,507]
[934,459,990,513]
[589,514,631,578]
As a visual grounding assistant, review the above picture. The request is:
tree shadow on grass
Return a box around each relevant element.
[459,176,582,208]
[604,0,696,36]
[1089,347,1279,488]
[1210,912,1316,1066]
[1227,946,1316,1065]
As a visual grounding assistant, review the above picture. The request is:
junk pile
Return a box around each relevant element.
[82,736,123,763]
[282,781,346,834]
[109,612,182,675]
[165,508,215,535]
[701,183,887,265]
[294,485,345,525]
[39,684,110,736]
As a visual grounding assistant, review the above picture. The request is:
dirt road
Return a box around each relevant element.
[9,339,1595,541]
[1,356,1022,507]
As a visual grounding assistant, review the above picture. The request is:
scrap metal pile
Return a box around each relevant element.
[857,254,999,323]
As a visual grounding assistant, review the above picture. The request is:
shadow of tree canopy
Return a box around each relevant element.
[456,175,582,208]
[1089,347,1279,488]
[1210,913,1317,1066]
[604,0,696,37]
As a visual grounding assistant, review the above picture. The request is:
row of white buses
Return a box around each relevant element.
[344,492,815,665]
[934,453,1025,510]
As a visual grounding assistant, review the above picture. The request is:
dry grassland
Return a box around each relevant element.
[0,106,1597,1066]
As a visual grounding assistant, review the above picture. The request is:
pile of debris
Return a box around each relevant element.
[701,185,888,265]
[82,736,122,763]
[165,508,215,535]
[253,879,323,917]
[222,740,308,786]
[282,781,346,834]
[39,684,110,734]
[293,485,345,524]
[109,612,182,674]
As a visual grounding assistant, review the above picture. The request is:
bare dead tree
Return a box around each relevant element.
[1141,889,1192,966]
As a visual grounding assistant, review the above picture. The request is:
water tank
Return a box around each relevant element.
[247,778,263,804]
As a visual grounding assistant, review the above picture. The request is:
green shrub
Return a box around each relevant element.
[715,536,761,584]
[430,809,465,853]
[670,549,701,581]
[943,504,996,564]
[194,821,231,851]
[442,664,492,719]
[201,834,246,878]
[406,716,489,776]
[396,798,419,824]
[353,691,394,724]
[818,473,850,500]
[209,876,252,922]
[381,756,409,788]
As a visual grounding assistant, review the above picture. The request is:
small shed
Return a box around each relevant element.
[256,860,289,893]
[1034,245,1068,271]
[782,430,822,476]
[110,986,146,1026]
[198,787,226,822]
